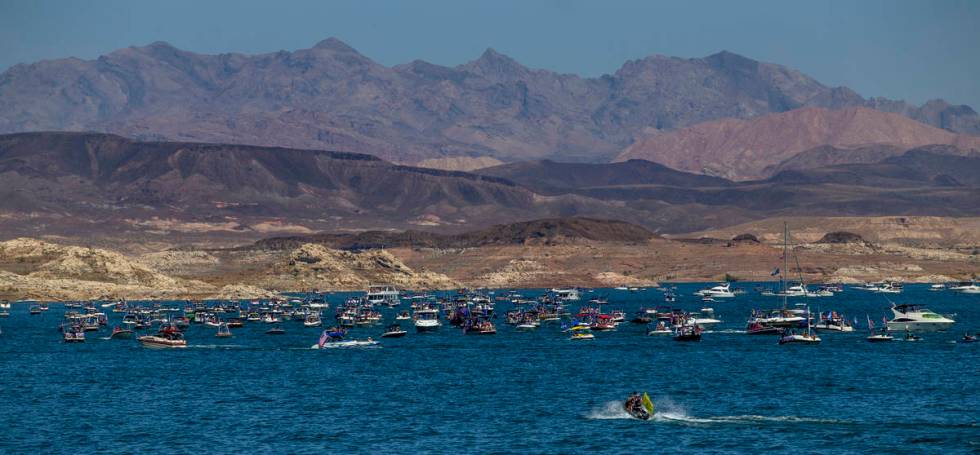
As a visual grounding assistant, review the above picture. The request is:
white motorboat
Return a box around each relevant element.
[413,308,442,332]
[646,320,672,335]
[311,339,379,349]
[690,308,722,327]
[878,282,903,294]
[886,304,954,332]
[695,283,735,298]
[929,284,946,292]
[516,320,539,330]
[138,325,187,348]
[812,315,855,332]
[855,282,884,292]
[303,312,322,327]
[779,326,821,345]
[867,331,894,342]
[949,282,980,294]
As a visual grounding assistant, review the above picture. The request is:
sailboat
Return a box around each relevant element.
[215,322,233,338]
[776,223,821,345]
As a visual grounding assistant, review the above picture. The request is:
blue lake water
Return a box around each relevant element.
[0,284,977,454]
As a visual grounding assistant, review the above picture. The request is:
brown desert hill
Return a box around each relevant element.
[0,132,698,240]
[766,148,980,187]
[762,144,906,175]
[3,132,980,247]
[0,131,539,227]
[614,107,980,180]
[476,159,731,195]
[249,217,655,251]
[2,39,978,166]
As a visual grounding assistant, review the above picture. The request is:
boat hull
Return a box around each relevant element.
[311,340,379,349]
[886,321,954,332]
[138,336,187,348]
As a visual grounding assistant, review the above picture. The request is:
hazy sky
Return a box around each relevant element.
[2,0,979,108]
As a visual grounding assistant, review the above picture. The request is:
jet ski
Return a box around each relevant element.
[623,392,655,420]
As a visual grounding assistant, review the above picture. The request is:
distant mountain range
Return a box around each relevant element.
[2,133,978,242]
[1,38,978,170]
[615,107,980,180]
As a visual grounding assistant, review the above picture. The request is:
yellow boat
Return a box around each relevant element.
[569,325,594,340]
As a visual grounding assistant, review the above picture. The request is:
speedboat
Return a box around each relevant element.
[855,282,885,292]
[138,325,187,348]
[690,308,722,327]
[695,283,735,298]
[312,328,378,348]
[673,324,702,342]
[646,321,672,335]
[381,323,407,338]
[630,311,652,324]
[812,311,854,332]
[265,325,285,335]
[746,322,782,335]
[949,282,980,294]
[747,309,805,328]
[109,326,134,339]
[395,311,411,320]
[886,304,954,332]
[778,331,821,345]
[867,328,894,342]
[413,308,442,332]
[312,339,379,349]
[929,284,946,292]
[515,318,539,330]
[303,312,322,327]
[878,282,903,294]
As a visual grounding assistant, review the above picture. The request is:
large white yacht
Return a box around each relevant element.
[695,283,735,298]
[886,304,954,332]
[366,284,400,306]
[552,288,581,301]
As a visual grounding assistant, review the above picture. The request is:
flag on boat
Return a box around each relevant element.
[318,330,328,348]
[770,267,780,276]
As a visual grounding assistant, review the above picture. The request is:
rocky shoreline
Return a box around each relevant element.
[0,234,975,301]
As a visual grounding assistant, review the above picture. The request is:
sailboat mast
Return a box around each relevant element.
[782,222,789,308]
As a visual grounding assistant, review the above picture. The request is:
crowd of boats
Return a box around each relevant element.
[1,278,976,348]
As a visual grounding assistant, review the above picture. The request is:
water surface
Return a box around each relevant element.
[1,284,977,454]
